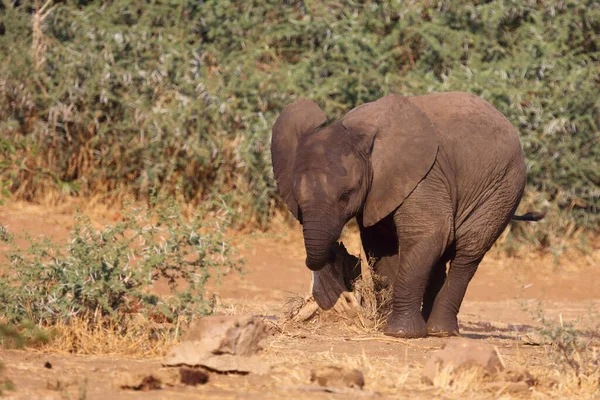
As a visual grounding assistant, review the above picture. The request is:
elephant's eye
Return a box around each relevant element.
[339,191,351,204]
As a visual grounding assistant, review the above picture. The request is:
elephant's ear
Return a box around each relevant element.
[342,94,439,228]
[271,99,327,220]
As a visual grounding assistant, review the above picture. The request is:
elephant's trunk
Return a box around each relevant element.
[302,213,343,271]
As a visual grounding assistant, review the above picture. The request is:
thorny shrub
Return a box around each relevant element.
[0,0,598,232]
[530,304,600,387]
[0,196,243,329]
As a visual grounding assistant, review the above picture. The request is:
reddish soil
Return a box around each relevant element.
[0,203,598,399]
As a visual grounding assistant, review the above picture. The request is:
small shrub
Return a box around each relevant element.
[528,303,600,386]
[539,319,599,383]
[0,321,50,349]
[0,196,243,328]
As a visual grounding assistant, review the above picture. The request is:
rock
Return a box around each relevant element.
[422,338,505,384]
[165,341,269,374]
[521,331,552,346]
[310,366,365,389]
[182,315,267,356]
[120,375,162,391]
[179,367,209,386]
[117,367,209,390]
[117,369,179,391]
[163,315,269,374]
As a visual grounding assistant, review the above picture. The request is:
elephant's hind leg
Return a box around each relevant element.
[427,181,523,336]
[426,253,484,336]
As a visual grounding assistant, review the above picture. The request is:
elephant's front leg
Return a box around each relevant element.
[384,234,446,338]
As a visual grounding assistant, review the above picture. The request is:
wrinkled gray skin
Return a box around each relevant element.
[271,92,543,338]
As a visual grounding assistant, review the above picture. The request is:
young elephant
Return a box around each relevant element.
[271,92,543,338]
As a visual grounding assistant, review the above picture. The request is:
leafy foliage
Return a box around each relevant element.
[0,197,241,326]
[0,321,50,349]
[0,0,598,229]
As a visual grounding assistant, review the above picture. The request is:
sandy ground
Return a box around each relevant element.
[0,203,599,399]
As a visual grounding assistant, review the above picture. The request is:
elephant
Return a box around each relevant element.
[270,91,544,338]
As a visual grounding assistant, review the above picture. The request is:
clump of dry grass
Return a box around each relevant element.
[281,233,392,336]
[428,364,488,395]
[534,368,599,398]
[0,312,186,357]
[320,348,414,393]
[37,315,185,357]
[264,337,417,396]
[354,270,393,332]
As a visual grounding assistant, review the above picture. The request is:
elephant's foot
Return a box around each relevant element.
[384,312,427,338]
[426,314,460,337]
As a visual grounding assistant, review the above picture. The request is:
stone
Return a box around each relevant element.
[179,367,209,386]
[422,337,505,384]
[521,331,552,346]
[163,315,269,374]
[117,369,179,391]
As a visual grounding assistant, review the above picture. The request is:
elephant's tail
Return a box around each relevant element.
[512,211,546,222]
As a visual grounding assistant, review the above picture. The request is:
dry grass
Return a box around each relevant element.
[33,315,185,358]
[265,340,599,398]
[309,348,415,394]
[264,337,418,396]
[505,353,600,398]
[265,287,600,399]
[429,364,488,395]
[1,293,598,398]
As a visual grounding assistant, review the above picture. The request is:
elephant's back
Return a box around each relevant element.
[408,92,526,215]
[408,92,524,164]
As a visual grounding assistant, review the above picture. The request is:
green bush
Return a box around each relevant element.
[0,321,49,349]
[0,196,242,326]
[0,1,598,229]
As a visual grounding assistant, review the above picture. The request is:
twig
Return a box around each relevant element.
[345,336,441,350]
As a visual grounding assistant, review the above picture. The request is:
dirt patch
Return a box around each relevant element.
[0,202,599,398]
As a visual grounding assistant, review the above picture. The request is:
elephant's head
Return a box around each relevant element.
[271,95,439,271]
